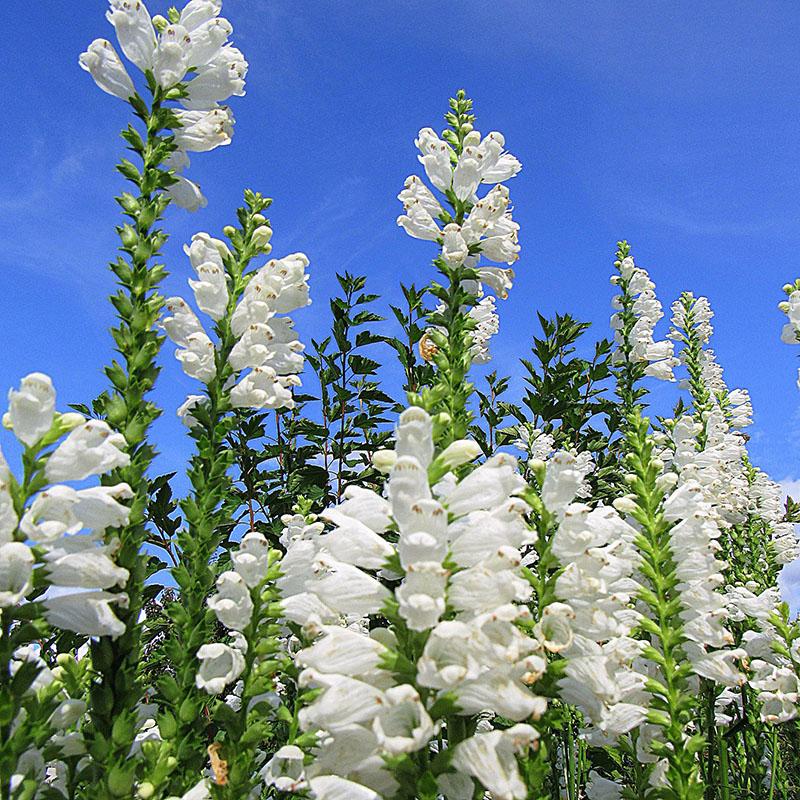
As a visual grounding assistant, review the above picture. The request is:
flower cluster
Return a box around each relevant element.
[544,454,648,744]
[269,407,550,799]
[80,0,247,210]
[1,374,132,637]
[163,229,310,414]
[611,254,678,380]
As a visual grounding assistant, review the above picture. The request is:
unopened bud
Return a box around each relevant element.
[372,449,397,474]
[2,413,11,430]
[252,213,267,225]
[437,439,481,471]
[222,225,237,239]
[137,783,155,800]
[779,301,790,312]
[656,472,678,492]
[151,15,168,32]
[56,412,85,433]
[783,284,796,294]
[613,496,638,514]
[251,224,273,250]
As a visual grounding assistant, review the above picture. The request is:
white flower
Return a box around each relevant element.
[207,571,253,631]
[229,366,296,410]
[468,296,499,365]
[162,296,204,346]
[443,453,525,517]
[452,149,482,201]
[0,543,34,607]
[167,176,208,211]
[309,556,391,617]
[396,562,448,631]
[296,626,387,676]
[450,724,539,800]
[195,642,245,695]
[182,45,248,109]
[261,745,307,793]
[48,699,87,730]
[7,373,56,447]
[415,127,453,192]
[307,775,379,800]
[396,202,441,241]
[177,394,205,427]
[298,672,385,731]
[586,771,623,800]
[176,331,217,382]
[71,484,133,530]
[441,224,469,266]
[397,175,443,217]
[188,261,228,321]
[231,531,270,588]
[372,685,437,754]
[79,39,135,100]
[45,421,130,483]
[44,545,130,590]
[173,107,234,153]
[0,485,17,545]
[43,591,127,639]
[105,0,157,73]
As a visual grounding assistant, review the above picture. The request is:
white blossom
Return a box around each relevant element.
[7,373,56,447]
[45,421,130,483]
[78,39,135,100]
[195,642,245,695]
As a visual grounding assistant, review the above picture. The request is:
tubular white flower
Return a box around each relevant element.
[307,775,380,800]
[207,571,254,631]
[167,175,208,212]
[450,724,539,800]
[779,289,800,344]
[195,642,245,695]
[261,745,307,793]
[162,296,205,346]
[79,39,135,100]
[45,421,130,483]
[105,0,157,72]
[231,531,270,588]
[188,262,228,321]
[296,626,387,676]
[229,366,296,410]
[371,685,437,754]
[396,561,448,630]
[397,175,443,218]
[7,373,56,447]
[175,331,217,382]
[44,546,130,590]
[173,107,234,153]
[182,45,248,109]
[0,543,35,607]
[43,591,127,639]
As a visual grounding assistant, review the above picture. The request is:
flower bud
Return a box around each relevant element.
[223,225,237,239]
[783,283,796,294]
[437,439,481,470]
[656,472,678,492]
[252,213,267,225]
[151,15,168,31]
[372,449,397,474]
[613,496,638,514]
[137,782,155,800]
[251,224,273,250]
[55,412,86,434]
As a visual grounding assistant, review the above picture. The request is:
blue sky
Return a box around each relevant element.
[3,2,800,596]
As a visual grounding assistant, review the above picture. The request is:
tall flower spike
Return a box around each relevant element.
[276,406,561,798]
[81,0,248,210]
[396,92,522,440]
